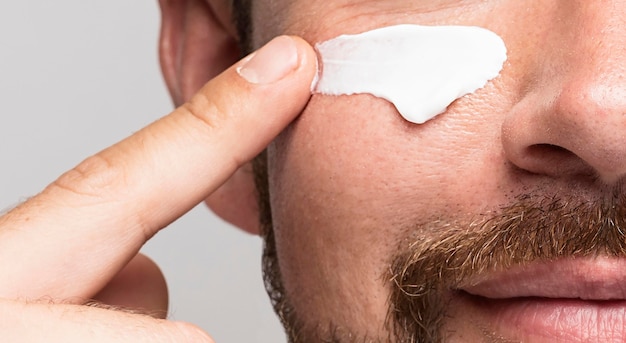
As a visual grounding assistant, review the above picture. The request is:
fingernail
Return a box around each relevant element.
[237,36,299,84]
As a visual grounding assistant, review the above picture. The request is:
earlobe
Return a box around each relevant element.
[204,164,262,235]
[158,0,240,106]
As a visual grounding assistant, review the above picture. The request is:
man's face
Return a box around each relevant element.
[249,1,626,341]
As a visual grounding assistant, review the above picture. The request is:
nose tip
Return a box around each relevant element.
[502,77,626,184]
[501,2,626,184]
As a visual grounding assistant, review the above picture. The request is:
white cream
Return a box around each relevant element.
[313,24,507,124]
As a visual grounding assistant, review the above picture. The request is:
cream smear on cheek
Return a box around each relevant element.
[313,24,508,124]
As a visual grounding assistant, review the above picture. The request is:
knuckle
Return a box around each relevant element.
[51,153,126,200]
[181,93,232,132]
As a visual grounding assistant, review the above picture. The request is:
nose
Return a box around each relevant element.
[501,1,626,184]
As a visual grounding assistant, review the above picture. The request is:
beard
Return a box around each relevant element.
[388,192,626,342]
[254,155,626,342]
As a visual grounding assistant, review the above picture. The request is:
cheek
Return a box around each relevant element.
[269,91,508,235]
[262,1,543,327]
[269,95,451,242]
[266,91,507,325]
[268,95,419,327]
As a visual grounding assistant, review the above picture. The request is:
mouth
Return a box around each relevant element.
[455,257,626,342]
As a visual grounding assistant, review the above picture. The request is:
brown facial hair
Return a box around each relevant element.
[389,192,626,342]
[255,151,626,342]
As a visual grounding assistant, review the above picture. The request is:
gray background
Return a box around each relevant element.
[0,1,285,342]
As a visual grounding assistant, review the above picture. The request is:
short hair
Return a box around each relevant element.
[232,0,253,55]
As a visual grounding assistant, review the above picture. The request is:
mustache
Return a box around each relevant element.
[387,194,626,342]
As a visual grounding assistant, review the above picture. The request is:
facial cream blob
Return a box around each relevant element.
[313,24,507,124]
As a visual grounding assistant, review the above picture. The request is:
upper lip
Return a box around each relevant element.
[458,256,626,301]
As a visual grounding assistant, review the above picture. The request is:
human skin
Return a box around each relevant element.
[227,0,626,341]
[25,0,618,341]
[1,0,623,341]
[0,26,317,343]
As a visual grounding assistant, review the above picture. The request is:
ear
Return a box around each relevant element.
[158,0,241,106]
[158,0,261,235]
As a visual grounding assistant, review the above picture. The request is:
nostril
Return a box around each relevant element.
[523,144,593,177]
[526,144,575,160]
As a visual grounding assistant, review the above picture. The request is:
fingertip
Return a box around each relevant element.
[287,35,320,83]
[183,34,318,144]
[236,35,318,88]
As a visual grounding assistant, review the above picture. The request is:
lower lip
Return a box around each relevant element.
[462,292,626,342]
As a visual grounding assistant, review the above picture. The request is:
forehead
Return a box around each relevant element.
[250,0,516,46]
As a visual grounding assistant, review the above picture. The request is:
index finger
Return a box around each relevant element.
[0,35,318,300]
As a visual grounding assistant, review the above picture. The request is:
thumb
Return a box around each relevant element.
[0,298,215,343]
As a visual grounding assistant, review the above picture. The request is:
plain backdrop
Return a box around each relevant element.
[0,1,285,342]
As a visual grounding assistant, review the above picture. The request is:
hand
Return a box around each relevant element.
[0,36,317,342]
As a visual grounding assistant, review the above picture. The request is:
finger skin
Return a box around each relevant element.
[0,298,214,343]
[93,253,169,319]
[0,36,318,301]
